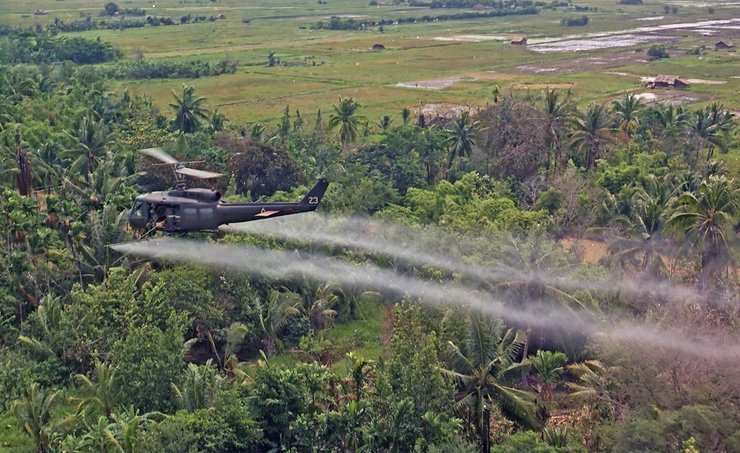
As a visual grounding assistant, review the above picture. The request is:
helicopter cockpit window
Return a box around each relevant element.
[131,203,144,218]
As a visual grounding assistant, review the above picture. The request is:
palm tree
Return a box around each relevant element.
[66,115,110,182]
[416,126,445,184]
[401,107,411,125]
[328,97,364,151]
[207,109,228,133]
[105,407,153,453]
[495,232,587,355]
[530,350,568,400]
[305,283,340,330]
[655,104,688,132]
[73,361,122,421]
[442,314,545,453]
[687,104,734,162]
[170,85,209,133]
[64,156,126,212]
[171,360,221,412]
[2,71,38,102]
[668,175,738,287]
[206,321,248,369]
[376,115,393,132]
[606,179,674,278]
[34,141,66,190]
[611,93,643,138]
[0,123,43,196]
[541,88,572,171]
[79,416,111,452]
[445,111,479,167]
[70,204,130,283]
[11,383,75,453]
[566,360,619,420]
[570,103,615,171]
[249,122,265,142]
[652,104,689,155]
[256,289,302,356]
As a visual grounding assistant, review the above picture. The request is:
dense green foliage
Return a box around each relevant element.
[0,30,120,65]
[96,58,238,80]
[0,22,738,453]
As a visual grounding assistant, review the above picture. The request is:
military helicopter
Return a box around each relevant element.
[127,148,328,233]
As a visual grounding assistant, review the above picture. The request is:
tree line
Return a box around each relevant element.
[95,58,238,80]
[0,31,120,65]
[312,8,539,30]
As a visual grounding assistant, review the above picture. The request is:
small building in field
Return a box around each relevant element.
[715,40,734,50]
[647,75,690,88]
[511,36,528,45]
[371,43,386,51]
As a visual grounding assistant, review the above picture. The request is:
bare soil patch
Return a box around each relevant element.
[511,82,574,90]
[510,50,645,74]
[432,34,508,42]
[684,78,728,85]
[561,238,609,264]
[395,76,476,90]
[633,89,711,105]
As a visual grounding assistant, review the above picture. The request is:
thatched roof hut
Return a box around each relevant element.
[511,36,528,45]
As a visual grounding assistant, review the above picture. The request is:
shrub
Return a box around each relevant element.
[561,15,589,26]
[647,45,670,60]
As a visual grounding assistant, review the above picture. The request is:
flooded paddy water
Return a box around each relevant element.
[528,18,740,52]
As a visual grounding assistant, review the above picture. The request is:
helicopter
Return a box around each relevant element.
[127,148,329,233]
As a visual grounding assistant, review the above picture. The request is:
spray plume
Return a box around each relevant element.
[221,213,706,304]
[112,238,740,360]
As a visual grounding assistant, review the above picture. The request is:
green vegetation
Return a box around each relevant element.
[0,0,738,451]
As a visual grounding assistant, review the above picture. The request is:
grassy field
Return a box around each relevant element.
[2,0,738,123]
[0,411,32,453]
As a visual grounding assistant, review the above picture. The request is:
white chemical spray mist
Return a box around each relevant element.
[113,236,740,361]
[221,213,710,304]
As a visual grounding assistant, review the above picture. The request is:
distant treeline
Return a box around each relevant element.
[422,0,574,9]
[407,0,534,7]
[105,8,147,16]
[28,14,225,34]
[313,8,539,30]
[96,58,238,79]
[0,31,120,65]
[540,0,571,7]
[47,16,178,33]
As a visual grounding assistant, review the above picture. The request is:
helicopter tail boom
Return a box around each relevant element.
[301,178,329,207]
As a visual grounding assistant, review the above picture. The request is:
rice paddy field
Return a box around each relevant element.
[2,0,738,124]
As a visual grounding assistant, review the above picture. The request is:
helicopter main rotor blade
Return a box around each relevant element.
[140,147,179,165]
[176,167,223,179]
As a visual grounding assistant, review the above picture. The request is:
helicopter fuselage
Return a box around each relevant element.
[127,179,328,233]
